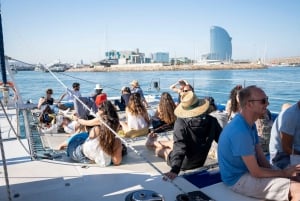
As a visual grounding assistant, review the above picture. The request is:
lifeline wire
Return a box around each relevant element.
[57,72,120,91]
[46,66,187,195]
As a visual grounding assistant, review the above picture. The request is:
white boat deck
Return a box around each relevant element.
[0,105,262,201]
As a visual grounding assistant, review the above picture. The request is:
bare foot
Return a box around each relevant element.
[145,132,158,148]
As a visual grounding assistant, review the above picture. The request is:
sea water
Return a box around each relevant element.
[11,66,300,112]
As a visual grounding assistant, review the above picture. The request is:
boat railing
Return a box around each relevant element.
[145,77,300,113]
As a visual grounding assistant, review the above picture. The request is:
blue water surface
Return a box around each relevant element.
[11,66,300,112]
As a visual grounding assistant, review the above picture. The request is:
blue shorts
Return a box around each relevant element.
[63,102,74,109]
[66,132,90,163]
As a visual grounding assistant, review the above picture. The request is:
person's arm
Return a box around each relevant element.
[120,95,125,105]
[242,154,299,178]
[76,117,100,127]
[37,97,46,109]
[225,99,231,114]
[143,99,149,108]
[88,125,99,139]
[111,138,122,165]
[281,132,296,154]
[169,81,181,93]
[255,144,272,168]
[164,119,186,180]
[57,92,66,102]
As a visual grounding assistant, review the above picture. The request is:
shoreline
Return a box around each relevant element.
[67,63,267,72]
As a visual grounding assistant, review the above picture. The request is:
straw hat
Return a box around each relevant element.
[94,84,103,90]
[130,80,139,87]
[174,91,209,118]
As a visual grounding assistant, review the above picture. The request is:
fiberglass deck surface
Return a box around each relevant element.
[0,106,262,201]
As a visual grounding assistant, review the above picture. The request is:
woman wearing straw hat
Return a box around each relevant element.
[146,91,222,180]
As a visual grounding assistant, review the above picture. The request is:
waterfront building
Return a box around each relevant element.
[208,26,232,61]
[152,52,169,64]
[170,57,192,65]
[105,49,148,64]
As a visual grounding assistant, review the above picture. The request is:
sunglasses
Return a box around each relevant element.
[248,97,269,105]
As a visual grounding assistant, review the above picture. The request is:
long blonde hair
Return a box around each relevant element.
[126,93,150,124]
[158,92,177,125]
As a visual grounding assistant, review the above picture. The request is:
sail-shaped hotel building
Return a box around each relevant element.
[208,26,232,61]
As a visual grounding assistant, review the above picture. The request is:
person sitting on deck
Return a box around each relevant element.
[62,101,123,166]
[204,96,228,160]
[114,86,131,111]
[269,101,299,169]
[57,82,82,110]
[37,88,59,114]
[60,116,84,136]
[91,84,107,108]
[119,92,150,138]
[130,80,149,108]
[146,91,222,180]
[255,108,273,153]
[169,79,189,104]
[218,85,300,201]
[225,84,243,122]
[150,92,177,133]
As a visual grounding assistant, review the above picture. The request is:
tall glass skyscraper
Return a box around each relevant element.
[209,26,232,61]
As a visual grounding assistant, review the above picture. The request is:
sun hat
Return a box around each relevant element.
[174,91,209,118]
[130,80,139,87]
[94,84,103,90]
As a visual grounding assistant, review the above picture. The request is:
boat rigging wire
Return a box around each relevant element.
[56,72,121,91]
[46,66,188,195]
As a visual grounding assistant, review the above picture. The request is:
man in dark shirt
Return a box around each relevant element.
[146,91,222,180]
[114,86,131,111]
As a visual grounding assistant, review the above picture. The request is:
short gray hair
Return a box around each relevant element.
[238,85,260,108]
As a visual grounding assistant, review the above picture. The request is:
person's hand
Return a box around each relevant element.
[178,79,184,84]
[72,114,78,121]
[283,164,300,178]
[163,171,178,181]
[39,97,45,103]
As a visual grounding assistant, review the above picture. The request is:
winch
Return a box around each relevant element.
[125,190,164,201]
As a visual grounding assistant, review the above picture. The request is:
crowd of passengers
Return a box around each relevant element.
[37,79,300,201]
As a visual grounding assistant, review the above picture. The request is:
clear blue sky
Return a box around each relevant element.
[1,0,300,64]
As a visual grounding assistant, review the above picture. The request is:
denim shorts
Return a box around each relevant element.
[67,132,90,163]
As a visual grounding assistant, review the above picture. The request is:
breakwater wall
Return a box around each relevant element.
[67,63,267,72]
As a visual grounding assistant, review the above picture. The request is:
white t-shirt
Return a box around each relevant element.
[127,113,148,130]
[66,90,81,102]
[83,137,111,167]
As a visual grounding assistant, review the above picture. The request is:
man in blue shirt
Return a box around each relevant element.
[218,85,300,200]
